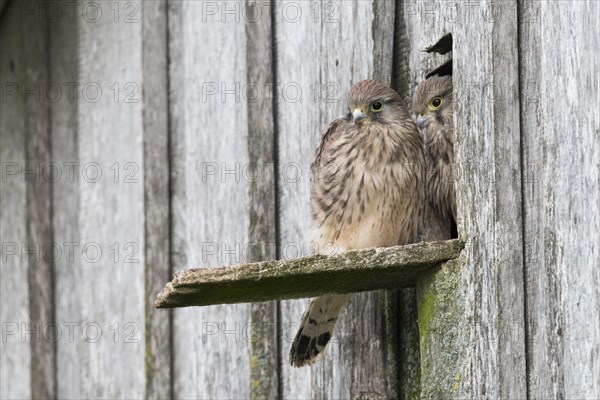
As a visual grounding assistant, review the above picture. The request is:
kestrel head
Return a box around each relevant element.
[346,80,407,124]
[412,75,453,129]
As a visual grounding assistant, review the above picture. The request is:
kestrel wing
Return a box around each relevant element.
[311,118,345,173]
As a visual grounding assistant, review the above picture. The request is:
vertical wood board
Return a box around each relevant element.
[22,1,54,396]
[53,1,147,397]
[169,1,253,397]
[49,1,83,397]
[0,5,32,397]
[141,0,172,398]
[452,0,527,396]
[520,1,600,397]
[245,1,279,398]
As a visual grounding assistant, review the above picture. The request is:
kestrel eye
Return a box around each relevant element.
[430,97,443,109]
[371,101,383,112]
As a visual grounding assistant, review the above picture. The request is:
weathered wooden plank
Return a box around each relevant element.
[48,1,82,397]
[0,2,55,397]
[244,1,279,398]
[450,0,527,397]
[274,1,400,398]
[77,2,146,394]
[51,1,146,397]
[156,240,464,308]
[519,1,600,397]
[0,4,31,397]
[141,1,171,398]
[397,0,529,396]
[21,1,55,397]
[168,1,253,397]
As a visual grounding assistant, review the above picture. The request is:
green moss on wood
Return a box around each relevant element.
[416,260,467,397]
[417,274,437,350]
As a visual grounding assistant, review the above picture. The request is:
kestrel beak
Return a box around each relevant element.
[416,113,430,129]
[353,108,365,123]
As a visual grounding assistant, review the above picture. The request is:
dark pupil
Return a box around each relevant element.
[373,101,382,110]
[432,98,441,107]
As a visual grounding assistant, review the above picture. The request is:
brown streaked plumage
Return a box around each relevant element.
[412,75,456,224]
[289,80,425,367]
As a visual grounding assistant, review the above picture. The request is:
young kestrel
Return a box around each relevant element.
[412,75,456,223]
[289,80,425,367]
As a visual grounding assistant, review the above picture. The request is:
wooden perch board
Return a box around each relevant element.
[155,239,464,308]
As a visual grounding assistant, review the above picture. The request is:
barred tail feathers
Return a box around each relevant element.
[289,293,352,367]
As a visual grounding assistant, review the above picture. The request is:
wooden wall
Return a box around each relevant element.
[0,0,598,398]
[519,1,600,397]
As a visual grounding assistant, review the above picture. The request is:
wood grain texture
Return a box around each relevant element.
[168,1,252,397]
[452,0,527,396]
[0,4,32,397]
[21,1,55,397]
[519,1,600,397]
[399,0,529,396]
[393,0,453,103]
[0,2,55,396]
[141,1,171,398]
[274,1,399,398]
[48,1,82,397]
[244,1,279,398]
[3,0,598,397]
[53,1,146,397]
[156,240,464,308]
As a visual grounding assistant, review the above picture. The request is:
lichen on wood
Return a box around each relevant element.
[416,259,467,397]
[154,239,463,309]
